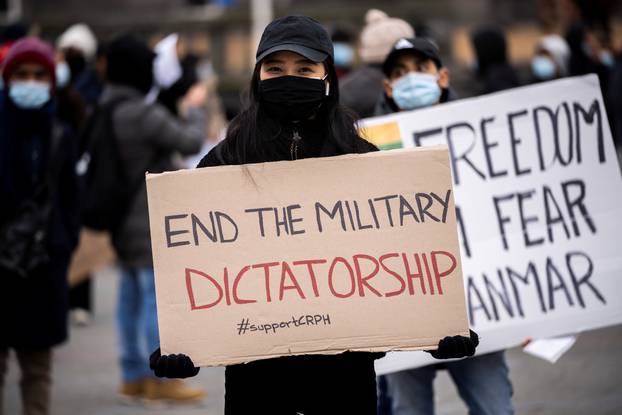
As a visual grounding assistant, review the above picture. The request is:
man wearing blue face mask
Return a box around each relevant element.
[374,38,452,116]
[331,27,355,79]
[0,37,81,415]
[374,37,515,415]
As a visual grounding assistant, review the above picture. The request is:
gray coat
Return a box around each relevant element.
[339,65,386,119]
[100,84,204,267]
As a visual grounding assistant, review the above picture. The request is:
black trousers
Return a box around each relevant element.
[224,352,378,415]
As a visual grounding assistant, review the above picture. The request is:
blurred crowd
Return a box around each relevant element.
[0,0,620,414]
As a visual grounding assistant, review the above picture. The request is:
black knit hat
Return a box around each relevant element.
[256,16,334,64]
[106,33,156,94]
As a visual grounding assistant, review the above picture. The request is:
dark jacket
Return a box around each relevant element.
[0,94,80,348]
[471,27,521,95]
[609,54,622,149]
[339,65,386,118]
[100,83,204,267]
[197,113,381,415]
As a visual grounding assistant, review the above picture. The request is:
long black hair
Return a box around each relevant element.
[219,57,372,164]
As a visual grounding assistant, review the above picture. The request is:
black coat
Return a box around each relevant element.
[0,95,80,349]
[197,113,382,414]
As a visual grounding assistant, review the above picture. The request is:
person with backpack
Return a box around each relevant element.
[374,37,515,415]
[92,33,206,404]
[148,16,480,414]
[0,37,81,415]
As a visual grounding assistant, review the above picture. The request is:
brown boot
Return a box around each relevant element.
[118,379,145,404]
[143,378,206,405]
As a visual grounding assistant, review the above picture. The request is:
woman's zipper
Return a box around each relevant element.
[290,130,302,160]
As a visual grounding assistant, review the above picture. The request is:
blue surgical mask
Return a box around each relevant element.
[56,61,71,89]
[531,56,556,80]
[391,72,441,110]
[9,81,51,109]
[333,42,354,67]
[600,50,615,68]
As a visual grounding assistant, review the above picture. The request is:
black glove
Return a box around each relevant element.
[149,347,200,378]
[427,329,479,359]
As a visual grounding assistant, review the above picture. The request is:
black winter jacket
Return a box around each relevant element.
[0,95,80,348]
[197,114,382,415]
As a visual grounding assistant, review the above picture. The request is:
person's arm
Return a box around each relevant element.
[143,103,205,156]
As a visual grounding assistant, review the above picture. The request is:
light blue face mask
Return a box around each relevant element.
[333,42,354,67]
[56,61,71,89]
[391,72,441,110]
[531,55,556,80]
[600,50,615,68]
[9,81,51,109]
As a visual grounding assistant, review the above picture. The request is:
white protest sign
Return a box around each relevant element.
[359,75,622,374]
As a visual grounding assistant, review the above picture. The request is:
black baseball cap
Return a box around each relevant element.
[382,37,443,76]
[256,15,334,64]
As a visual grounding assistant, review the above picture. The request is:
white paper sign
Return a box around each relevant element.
[523,335,577,363]
[359,75,622,374]
[153,33,182,89]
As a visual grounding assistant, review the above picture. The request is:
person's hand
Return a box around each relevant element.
[149,347,200,378]
[181,82,208,109]
[427,329,479,359]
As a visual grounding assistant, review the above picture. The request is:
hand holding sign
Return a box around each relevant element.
[150,347,200,379]
[146,146,470,366]
[427,329,479,359]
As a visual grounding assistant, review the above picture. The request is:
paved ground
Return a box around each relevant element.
[4,267,622,414]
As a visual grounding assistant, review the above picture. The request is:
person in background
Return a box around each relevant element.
[530,34,570,82]
[340,9,414,118]
[101,33,206,405]
[375,37,515,415]
[565,20,614,111]
[149,15,480,415]
[56,23,101,326]
[0,37,81,415]
[150,34,226,167]
[470,26,520,95]
[57,24,104,111]
[0,21,29,68]
[375,38,451,116]
[56,24,97,87]
[607,48,622,157]
[157,53,200,116]
[331,26,355,78]
[563,0,616,152]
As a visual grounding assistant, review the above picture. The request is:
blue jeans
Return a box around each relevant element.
[116,267,159,382]
[386,351,514,415]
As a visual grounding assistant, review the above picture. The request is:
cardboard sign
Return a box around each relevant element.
[146,146,469,367]
[359,75,622,374]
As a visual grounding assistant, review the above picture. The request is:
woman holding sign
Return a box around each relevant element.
[149,15,479,414]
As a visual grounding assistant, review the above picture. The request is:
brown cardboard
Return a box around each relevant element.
[146,146,469,367]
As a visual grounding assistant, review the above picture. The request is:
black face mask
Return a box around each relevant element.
[258,75,327,122]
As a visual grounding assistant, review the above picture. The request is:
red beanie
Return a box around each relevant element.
[1,37,56,88]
